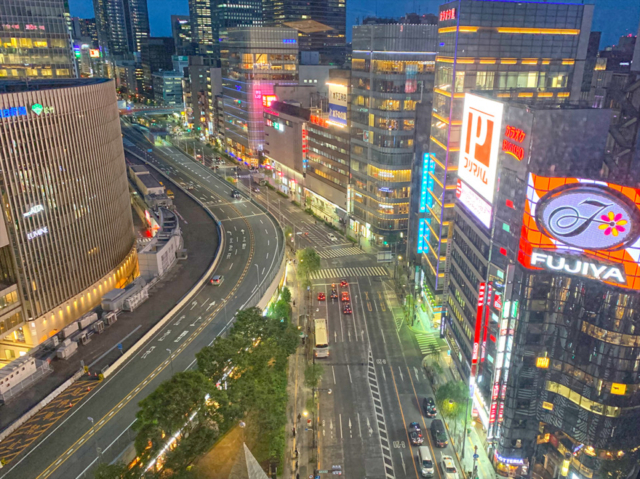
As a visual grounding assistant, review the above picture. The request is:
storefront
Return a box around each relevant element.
[304,188,347,229]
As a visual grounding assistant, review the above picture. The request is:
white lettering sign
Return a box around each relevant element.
[531,250,625,284]
[23,204,44,217]
[27,226,48,240]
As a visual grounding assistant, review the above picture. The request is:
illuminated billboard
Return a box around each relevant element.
[328,83,347,126]
[458,94,503,204]
[519,173,640,290]
[456,179,492,228]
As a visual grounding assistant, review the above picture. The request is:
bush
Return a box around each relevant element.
[265,182,276,191]
[226,177,236,184]
[277,190,288,198]
[346,235,358,244]
[292,200,301,207]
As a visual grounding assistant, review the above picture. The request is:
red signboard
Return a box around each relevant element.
[505,125,526,142]
[481,283,492,363]
[262,95,277,107]
[489,401,498,423]
[439,8,456,21]
[498,402,505,422]
[302,125,308,157]
[310,115,328,128]
[502,125,526,161]
[472,283,485,370]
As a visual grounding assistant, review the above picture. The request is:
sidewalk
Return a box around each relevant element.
[283,255,315,479]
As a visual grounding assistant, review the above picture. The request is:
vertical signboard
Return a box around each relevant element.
[458,94,504,204]
[328,84,348,126]
[472,282,486,376]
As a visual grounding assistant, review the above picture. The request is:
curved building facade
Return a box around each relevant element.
[0,79,136,352]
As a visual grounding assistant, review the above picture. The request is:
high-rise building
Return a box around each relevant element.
[93,0,150,57]
[349,24,437,245]
[188,0,214,56]
[446,92,640,479]
[416,0,594,327]
[171,15,194,56]
[221,27,298,166]
[140,37,175,98]
[153,71,184,106]
[263,0,346,65]
[0,0,76,79]
[0,79,137,360]
[71,18,99,48]
[213,0,263,63]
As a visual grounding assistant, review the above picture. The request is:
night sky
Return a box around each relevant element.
[69,0,639,49]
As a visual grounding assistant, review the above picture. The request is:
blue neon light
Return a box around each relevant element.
[419,153,435,213]
[1,106,27,119]
[417,218,431,255]
[283,39,296,44]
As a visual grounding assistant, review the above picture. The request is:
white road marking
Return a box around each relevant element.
[174,330,189,343]
[339,414,343,439]
[332,366,336,384]
[347,364,353,383]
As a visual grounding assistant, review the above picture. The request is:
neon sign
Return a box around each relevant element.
[23,205,44,218]
[502,125,526,161]
[262,95,277,107]
[472,283,485,370]
[530,251,626,284]
[27,226,48,240]
[1,107,27,119]
[310,115,328,128]
[494,452,525,466]
[456,179,492,228]
[439,8,456,21]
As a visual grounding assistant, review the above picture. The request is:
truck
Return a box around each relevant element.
[253,174,267,186]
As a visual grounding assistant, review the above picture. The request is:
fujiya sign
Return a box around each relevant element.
[531,250,626,284]
[521,174,640,290]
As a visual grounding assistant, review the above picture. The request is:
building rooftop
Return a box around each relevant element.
[138,174,163,189]
[0,78,110,94]
[130,165,149,174]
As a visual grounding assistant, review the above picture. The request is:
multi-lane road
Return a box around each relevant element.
[0,128,283,479]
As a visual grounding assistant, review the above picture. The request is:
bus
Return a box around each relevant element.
[314,318,329,358]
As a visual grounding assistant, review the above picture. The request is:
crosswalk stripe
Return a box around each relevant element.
[310,266,389,280]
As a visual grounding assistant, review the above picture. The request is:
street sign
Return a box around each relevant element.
[117,343,123,350]
[147,149,152,153]
[376,251,393,263]
[318,471,329,474]
[473,454,479,460]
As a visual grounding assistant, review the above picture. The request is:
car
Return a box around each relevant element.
[330,290,338,300]
[409,422,422,434]
[341,291,350,302]
[422,397,437,418]
[430,419,448,447]
[343,303,352,315]
[410,430,423,446]
[340,279,348,288]
[441,456,459,479]
[318,292,326,301]
[210,275,224,286]
[251,186,260,192]
[231,189,241,198]
[328,233,338,242]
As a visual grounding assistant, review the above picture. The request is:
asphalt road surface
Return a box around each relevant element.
[0,128,283,479]
[310,255,465,479]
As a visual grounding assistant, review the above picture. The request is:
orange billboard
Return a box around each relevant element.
[519,173,640,290]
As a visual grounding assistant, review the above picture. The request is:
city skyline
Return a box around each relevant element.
[69,0,639,47]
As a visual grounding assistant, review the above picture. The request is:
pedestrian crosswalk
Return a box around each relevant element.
[415,331,446,356]
[317,246,366,259]
[309,266,388,280]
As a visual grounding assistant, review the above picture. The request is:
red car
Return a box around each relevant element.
[340,279,348,288]
[343,303,352,315]
[341,291,350,302]
[318,292,326,301]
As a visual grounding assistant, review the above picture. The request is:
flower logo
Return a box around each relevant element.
[599,211,627,237]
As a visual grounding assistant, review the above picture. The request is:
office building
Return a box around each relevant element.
[188,0,214,56]
[221,27,298,166]
[93,0,150,57]
[171,15,194,56]
[349,24,437,244]
[0,0,75,79]
[140,37,175,98]
[153,71,184,106]
[213,0,263,63]
[263,0,346,65]
[71,17,99,48]
[0,79,137,361]
[444,92,640,479]
[417,0,594,326]
[184,57,222,137]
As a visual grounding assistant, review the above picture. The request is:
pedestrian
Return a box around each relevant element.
[292,426,296,437]
[297,473,300,479]
[297,413,301,422]
[295,448,299,458]
[293,299,296,306]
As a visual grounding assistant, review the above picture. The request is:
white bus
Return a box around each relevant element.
[314,318,329,358]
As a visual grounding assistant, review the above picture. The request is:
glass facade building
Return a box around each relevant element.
[263,0,346,65]
[418,0,594,325]
[188,0,214,56]
[349,24,437,244]
[221,27,298,166]
[93,0,150,58]
[0,79,137,351]
[0,0,76,79]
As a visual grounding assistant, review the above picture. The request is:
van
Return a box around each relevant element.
[418,446,434,477]
[430,419,448,447]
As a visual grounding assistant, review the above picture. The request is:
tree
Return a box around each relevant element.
[598,453,636,479]
[435,380,469,443]
[304,363,324,389]
[281,286,292,304]
[272,299,291,323]
[94,462,134,479]
[134,371,215,458]
[296,248,321,288]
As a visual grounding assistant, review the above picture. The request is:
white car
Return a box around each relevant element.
[328,233,338,242]
[442,456,459,479]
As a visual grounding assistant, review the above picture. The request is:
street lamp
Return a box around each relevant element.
[166,348,174,375]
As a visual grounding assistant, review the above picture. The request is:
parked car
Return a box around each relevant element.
[210,275,224,286]
[441,456,459,479]
[422,397,437,418]
[430,419,448,447]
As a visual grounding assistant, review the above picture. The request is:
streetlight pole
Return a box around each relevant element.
[166,348,174,375]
